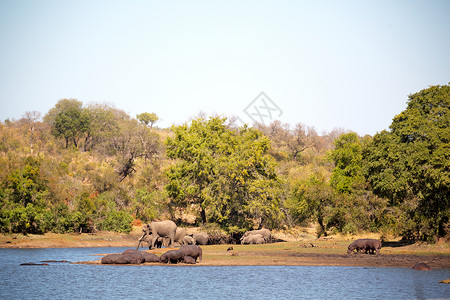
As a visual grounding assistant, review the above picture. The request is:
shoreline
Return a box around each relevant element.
[73,252,450,269]
[2,232,449,269]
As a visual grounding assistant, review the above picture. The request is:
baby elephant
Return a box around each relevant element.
[241,234,267,245]
[181,236,196,245]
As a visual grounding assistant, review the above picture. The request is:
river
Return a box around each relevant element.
[0,247,449,299]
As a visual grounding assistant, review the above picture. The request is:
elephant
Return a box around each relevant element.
[178,245,202,262]
[101,253,131,264]
[413,262,432,271]
[175,227,188,245]
[191,232,209,245]
[347,239,382,255]
[181,235,196,245]
[241,233,267,245]
[182,256,196,264]
[160,250,184,264]
[240,229,271,243]
[137,220,177,250]
[154,236,170,248]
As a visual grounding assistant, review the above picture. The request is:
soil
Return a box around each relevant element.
[1,230,449,269]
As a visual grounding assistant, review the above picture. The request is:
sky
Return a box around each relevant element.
[0,0,449,135]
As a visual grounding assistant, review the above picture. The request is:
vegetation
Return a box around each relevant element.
[0,84,448,242]
[166,117,284,232]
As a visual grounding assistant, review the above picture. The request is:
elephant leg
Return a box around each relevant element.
[150,236,158,249]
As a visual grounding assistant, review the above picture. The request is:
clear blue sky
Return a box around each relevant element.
[1,0,449,135]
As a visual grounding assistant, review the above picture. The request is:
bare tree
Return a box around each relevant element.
[21,111,42,155]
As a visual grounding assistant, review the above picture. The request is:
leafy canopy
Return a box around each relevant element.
[364,84,449,240]
[165,116,284,231]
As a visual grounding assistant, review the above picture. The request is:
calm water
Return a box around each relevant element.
[0,247,449,299]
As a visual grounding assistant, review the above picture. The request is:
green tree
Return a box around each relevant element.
[364,84,450,241]
[137,112,159,129]
[82,104,126,152]
[329,132,366,194]
[4,156,47,207]
[165,117,284,231]
[45,99,90,148]
[0,156,53,233]
[286,174,336,237]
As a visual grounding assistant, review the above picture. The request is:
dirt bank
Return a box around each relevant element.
[2,231,449,268]
[75,248,450,269]
[0,230,142,249]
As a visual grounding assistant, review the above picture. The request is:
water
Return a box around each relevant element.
[0,248,449,299]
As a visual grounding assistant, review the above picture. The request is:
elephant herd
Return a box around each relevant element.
[101,245,202,265]
[137,220,209,250]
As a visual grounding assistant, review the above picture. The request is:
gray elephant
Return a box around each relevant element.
[154,236,170,248]
[191,232,209,245]
[241,233,267,245]
[137,220,177,250]
[175,227,187,245]
[160,250,183,264]
[181,235,196,245]
[240,229,271,243]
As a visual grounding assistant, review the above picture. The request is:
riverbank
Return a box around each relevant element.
[73,243,450,269]
[2,230,449,268]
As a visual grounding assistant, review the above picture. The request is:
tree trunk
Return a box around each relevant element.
[200,207,207,224]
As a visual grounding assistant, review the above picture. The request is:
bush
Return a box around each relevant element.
[100,210,133,233]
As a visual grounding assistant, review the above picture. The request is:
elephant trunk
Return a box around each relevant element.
[136,233,146,250]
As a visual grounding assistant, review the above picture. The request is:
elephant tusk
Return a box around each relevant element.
[136,240,141,250]
[136,233,146,250]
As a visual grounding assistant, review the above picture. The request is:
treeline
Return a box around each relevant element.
[0,84,448,242]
